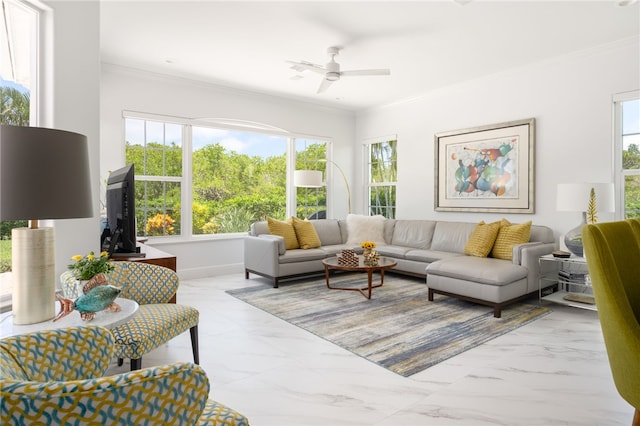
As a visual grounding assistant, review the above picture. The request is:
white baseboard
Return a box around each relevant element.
[177,262,244,280]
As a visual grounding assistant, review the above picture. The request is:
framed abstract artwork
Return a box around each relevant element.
[434,118,535,213]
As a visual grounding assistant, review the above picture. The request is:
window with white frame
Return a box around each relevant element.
[124,114,329,238]
[0,0,38,126]
[0,0,41,280]
[295,138,327,220]
[365,138,397,218]
[615,92,640,219]
[125,118,183,237]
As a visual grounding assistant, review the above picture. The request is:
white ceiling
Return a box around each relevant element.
[100,1,640,111]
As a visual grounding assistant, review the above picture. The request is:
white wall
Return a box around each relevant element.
[100,65,355,278]
[101,36,638,278]
[43,1,101,280]
[355,37,640,242]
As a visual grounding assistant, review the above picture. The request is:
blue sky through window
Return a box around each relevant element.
[126,119,286,159]
[192,127,287,158]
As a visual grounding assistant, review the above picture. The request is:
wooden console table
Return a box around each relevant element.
[111,244,178,303]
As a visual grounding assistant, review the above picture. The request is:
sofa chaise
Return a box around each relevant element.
[244,216,556,317]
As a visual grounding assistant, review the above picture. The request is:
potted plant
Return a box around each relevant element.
[68,251,114,296]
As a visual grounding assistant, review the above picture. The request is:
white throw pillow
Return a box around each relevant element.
[345,214,386,247]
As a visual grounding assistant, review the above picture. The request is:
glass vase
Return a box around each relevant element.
[564,212,587,257]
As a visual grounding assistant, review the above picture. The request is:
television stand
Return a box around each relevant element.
[110,251,146,258]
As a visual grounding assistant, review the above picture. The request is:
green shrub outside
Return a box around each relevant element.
[0,240,12,273]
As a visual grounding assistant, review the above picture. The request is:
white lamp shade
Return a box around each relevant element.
[556,182,615,212]
[294,170,323,188]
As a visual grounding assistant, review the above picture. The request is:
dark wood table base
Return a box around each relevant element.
[322,257,398,299]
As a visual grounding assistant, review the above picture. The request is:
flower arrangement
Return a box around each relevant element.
[360,241,376,250]
[68,251,114,280]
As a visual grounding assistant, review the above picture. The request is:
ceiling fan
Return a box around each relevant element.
[287,46,390,94]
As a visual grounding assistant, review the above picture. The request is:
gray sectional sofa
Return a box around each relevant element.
[244,218,556,317]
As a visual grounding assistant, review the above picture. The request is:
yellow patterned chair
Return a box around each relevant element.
[0,326,249,425]
[61,261,200,370]
[583,221,640,426]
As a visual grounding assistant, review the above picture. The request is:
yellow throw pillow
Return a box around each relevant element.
[491,220,532,260]
[267,217,299,250]
[464,221,501,257]
[291,217,322,249]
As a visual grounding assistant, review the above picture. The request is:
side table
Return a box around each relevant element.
[0,297,139,338]
[538,254,596,311]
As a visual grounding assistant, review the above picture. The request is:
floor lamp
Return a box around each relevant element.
[0,125,93,324]
[294,159,352,214]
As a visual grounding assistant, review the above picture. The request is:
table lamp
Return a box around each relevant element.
[0,125,93,324]
[295,159,351,214]
[556,182,614,257]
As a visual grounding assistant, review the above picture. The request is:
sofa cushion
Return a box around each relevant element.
[426,256,528,286]
[430,222,476,253]
[405,249,464,263]
[345,214,386,246]
[292,217,321,249]
[530,225,554,244]
[464,220,501,257]
[267,217,299,250]
[383,219,396,244]
[375,245,413,259]
[311,219,343,246]
[320,244,359,257]
[491,220,532,260]
[391,220,436,249]
[278,248,326,264]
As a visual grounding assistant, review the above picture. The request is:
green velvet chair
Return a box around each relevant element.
[583,221,640,426]
[0,325,249,425]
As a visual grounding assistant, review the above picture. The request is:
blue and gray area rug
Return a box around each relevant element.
[227,274,550,377]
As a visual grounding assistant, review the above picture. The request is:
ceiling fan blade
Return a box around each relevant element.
[286,60,326,75]
[317,78,334,94]
[340,69,391,77]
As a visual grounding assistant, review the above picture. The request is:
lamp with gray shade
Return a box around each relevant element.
[556,182,614,257]
[0,125,93,324]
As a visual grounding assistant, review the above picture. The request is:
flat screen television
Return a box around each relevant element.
[103,164,140,256]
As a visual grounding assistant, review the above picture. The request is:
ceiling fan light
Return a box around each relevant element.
[326,72,340,81]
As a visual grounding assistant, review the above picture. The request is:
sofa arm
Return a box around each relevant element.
[513,242,556,293]
[244,235,281,278]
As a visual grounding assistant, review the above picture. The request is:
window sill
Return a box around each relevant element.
[142,232,247,246]
[0,272,12,313]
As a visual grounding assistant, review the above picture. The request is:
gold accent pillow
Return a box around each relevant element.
[267,217,299,250]
[464,220,501,257]
[491,219,532,260]
[291,217,322,249]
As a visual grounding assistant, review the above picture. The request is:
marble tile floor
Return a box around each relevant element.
[106,274,635,426]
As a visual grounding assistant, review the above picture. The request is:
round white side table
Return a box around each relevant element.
[0,298,139,338]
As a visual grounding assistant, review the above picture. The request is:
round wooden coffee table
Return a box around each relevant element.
[322,256,397,299]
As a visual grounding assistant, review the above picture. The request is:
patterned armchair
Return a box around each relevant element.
[61,261,200,370]
[0,326,249,425]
